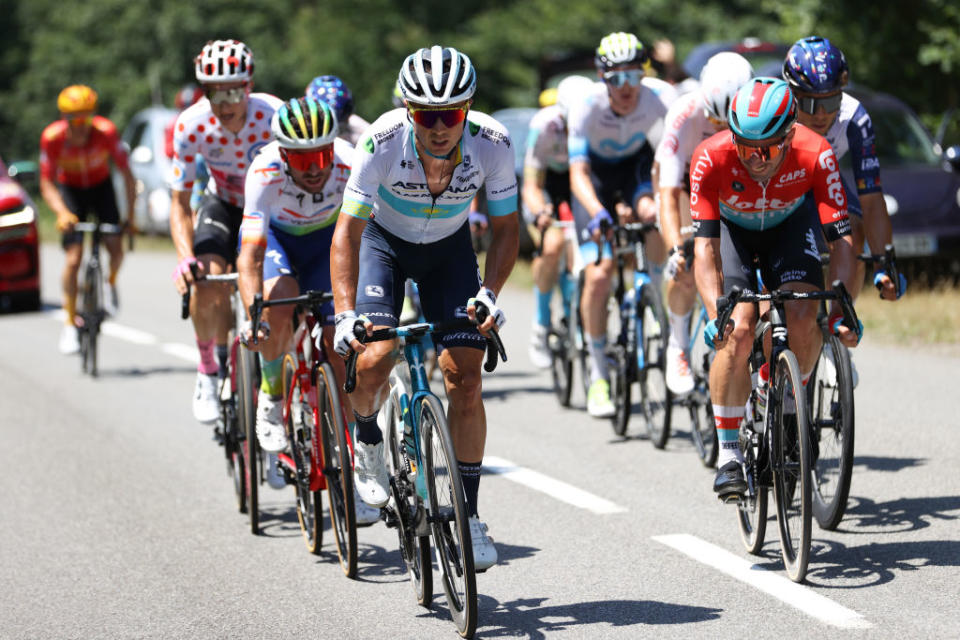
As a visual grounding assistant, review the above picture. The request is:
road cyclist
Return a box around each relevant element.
[307,75,370,146]
[168,39,282,426]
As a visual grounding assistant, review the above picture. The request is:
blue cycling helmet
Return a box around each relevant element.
[728,77,797,141]
[782,36,849,94]
[306,75,354,123]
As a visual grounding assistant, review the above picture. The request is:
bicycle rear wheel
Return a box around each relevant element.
[80,263,100,377]
[421,395,477,638]
[638,286,671,448]
[609,344,631,436]
[549,320,573,407]
[283,355,323,554]
[238,343,260,534]
[317,361,357,578]
[224,341,246,513]
[385,387,432,606]
[772,349,812,583]
[809,334,855,530]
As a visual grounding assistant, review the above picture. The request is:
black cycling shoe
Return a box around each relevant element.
[714,460,747,502]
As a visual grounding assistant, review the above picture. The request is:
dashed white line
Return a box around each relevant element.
[484,455,627,514]
[653,533,873,629]
[47,309,196,363]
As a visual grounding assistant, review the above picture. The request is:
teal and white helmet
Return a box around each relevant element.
[594,32,648,70]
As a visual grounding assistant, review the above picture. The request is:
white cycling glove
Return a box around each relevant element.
[664,248,685,280]
[468,287,506,330]
[334,310,364,357]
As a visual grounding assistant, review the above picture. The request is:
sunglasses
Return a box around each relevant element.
[733,134,788,163]
[603,69,644,88]
[408,105,468,128]
[68,115,93,127]
[282,146,335,171]
[796,92,842,115]
[204,86,247,105]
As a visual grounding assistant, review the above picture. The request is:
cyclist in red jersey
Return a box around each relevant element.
[40,84,136,354]
[689,78,861,498]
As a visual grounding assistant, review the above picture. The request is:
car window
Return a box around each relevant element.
[868,104,939,168]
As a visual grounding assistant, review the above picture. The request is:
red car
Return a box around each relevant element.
[0,156,40,311]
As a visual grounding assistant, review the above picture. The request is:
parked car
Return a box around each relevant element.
[115,105,178,234]
[0,156,40,311]
[683,38,791,80]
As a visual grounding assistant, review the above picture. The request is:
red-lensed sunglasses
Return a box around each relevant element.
[733,134,787,163]
[408,105,468,128]
[281,146,335,171]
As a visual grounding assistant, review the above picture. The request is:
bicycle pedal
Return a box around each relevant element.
[717,491,744,505]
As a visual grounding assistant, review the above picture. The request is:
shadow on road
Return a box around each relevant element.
[92,365,197,378]
[852,455,927,473]
[803,537,960,588]
[839,494,960,534]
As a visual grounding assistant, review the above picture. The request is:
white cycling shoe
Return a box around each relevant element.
[192,372,219,424]
[58,324,80,355]
[665,343,695,395]
[255,393,288,453]
[354,487,381,526]
[469,517,498,572]
[354,440,390,508]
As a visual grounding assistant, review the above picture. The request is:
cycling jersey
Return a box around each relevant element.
[655,92,719,189]
[690,124,850,241]
[240,139,353,246]
[567,78,673,164]
[40,116,129,189]
[524,105,569,173]
[341,108,518,244]
[821,93,882,195]
[168,93,283,207]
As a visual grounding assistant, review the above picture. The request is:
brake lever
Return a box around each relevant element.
[343,323,368,394]
[249,293,263,345]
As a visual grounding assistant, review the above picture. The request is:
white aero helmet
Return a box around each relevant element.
[699,52,754,121]
[556,75,595,117]
[594,32,649,70]
[398,45,477,106]
[195,39,254,83]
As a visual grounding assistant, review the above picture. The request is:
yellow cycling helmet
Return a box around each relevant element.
[58,85,98,114]
[539,88,558,107]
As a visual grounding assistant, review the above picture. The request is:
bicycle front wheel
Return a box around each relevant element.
[688,307,718,467]
[317,361,357,578]
[772,349,812,583]
[609,344,631,437]
[737,424,768,554]
[283,355,323,555]
[421,395,477,638]
[809,334,855,530]
[385,387,432,606]
[238,343,260,535]
[638,287,671,448]
[549,321,573,408]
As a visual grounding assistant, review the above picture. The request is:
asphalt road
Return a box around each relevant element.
[1,245,959,639]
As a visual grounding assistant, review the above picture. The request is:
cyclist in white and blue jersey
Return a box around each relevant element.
[783,36,904,302]
[566,32,674,418]
[330,46,518,571]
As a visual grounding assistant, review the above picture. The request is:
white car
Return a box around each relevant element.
[115,105,178,234]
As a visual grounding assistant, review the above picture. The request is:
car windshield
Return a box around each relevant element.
[867,103,940,168]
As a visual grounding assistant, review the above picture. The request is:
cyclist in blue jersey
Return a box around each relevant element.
[566,32,674,417]
[331,46,519,572]
[782,36,904,302]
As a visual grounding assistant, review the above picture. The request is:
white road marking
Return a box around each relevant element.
[161,343,199,363]
[652,533,873,629]
[47,309,197,363]
[101,322,158,345]
[484,455,627,514]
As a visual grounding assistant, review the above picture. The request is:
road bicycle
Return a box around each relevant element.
[716,280,859,582]
[604,222,671,441]
[345,314,506,639]
[677,301,718,467]
[180,271,253,522]
[73,221,125,377]
[250,290,358,578]
[535,219,578,407]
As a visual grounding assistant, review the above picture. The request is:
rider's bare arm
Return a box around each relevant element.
[694,236,723,319]
[331,214,366,316]
[168,189,195,261]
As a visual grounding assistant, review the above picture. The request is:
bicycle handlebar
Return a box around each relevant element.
[248,290,334,344]
[593,219,659,266]
[857,243,901,298]
[179,264,237,320]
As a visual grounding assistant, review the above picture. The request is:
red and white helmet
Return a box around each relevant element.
[195,40,254,83]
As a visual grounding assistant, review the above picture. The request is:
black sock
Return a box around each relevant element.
[216,345,229,377]
[354,411,382,445]
[458,460,482,518]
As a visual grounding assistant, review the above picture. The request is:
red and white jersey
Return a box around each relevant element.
[690,124,850,241]
[167,93,283,207]
[655,91,719,189]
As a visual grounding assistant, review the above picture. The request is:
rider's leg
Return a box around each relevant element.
[581,255,614,384]
[709,303,757,468]
[61,240,83,326]
[191,253,230,375]
[440,346,486,516]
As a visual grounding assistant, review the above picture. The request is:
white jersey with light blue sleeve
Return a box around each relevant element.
[341,108,518,244]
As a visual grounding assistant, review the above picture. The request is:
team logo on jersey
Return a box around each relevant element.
[363,136,375,154]
[365,285,385,298]
[400,159,414,169]
[732,181,744,192]
[777,169,807,186]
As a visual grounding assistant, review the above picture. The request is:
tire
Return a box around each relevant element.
[737,422,768,554]
[809,335,855,530]
[609,345,631,437]
[317,362,357,578]
[421,395,477,638]
[689,309,718,467]
[80,263,99,376]
[638,286,671,448]
[238,343,260,535]
[549,321,573,408]
[772,349,812,583]
[282,355,324,555]
[226,340,246,513]
[385,386,432,607]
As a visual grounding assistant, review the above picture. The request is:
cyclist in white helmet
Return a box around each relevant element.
[566,31,674,418]
[169,39,283,425]
[654,52,753,395]
[524,74,594,368]
[331,45,519,572]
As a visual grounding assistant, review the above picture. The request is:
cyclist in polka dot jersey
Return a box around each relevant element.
[168,39,283,424]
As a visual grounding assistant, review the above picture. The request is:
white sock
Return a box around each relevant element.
[668,309,692,350]
[587,335,607,383]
